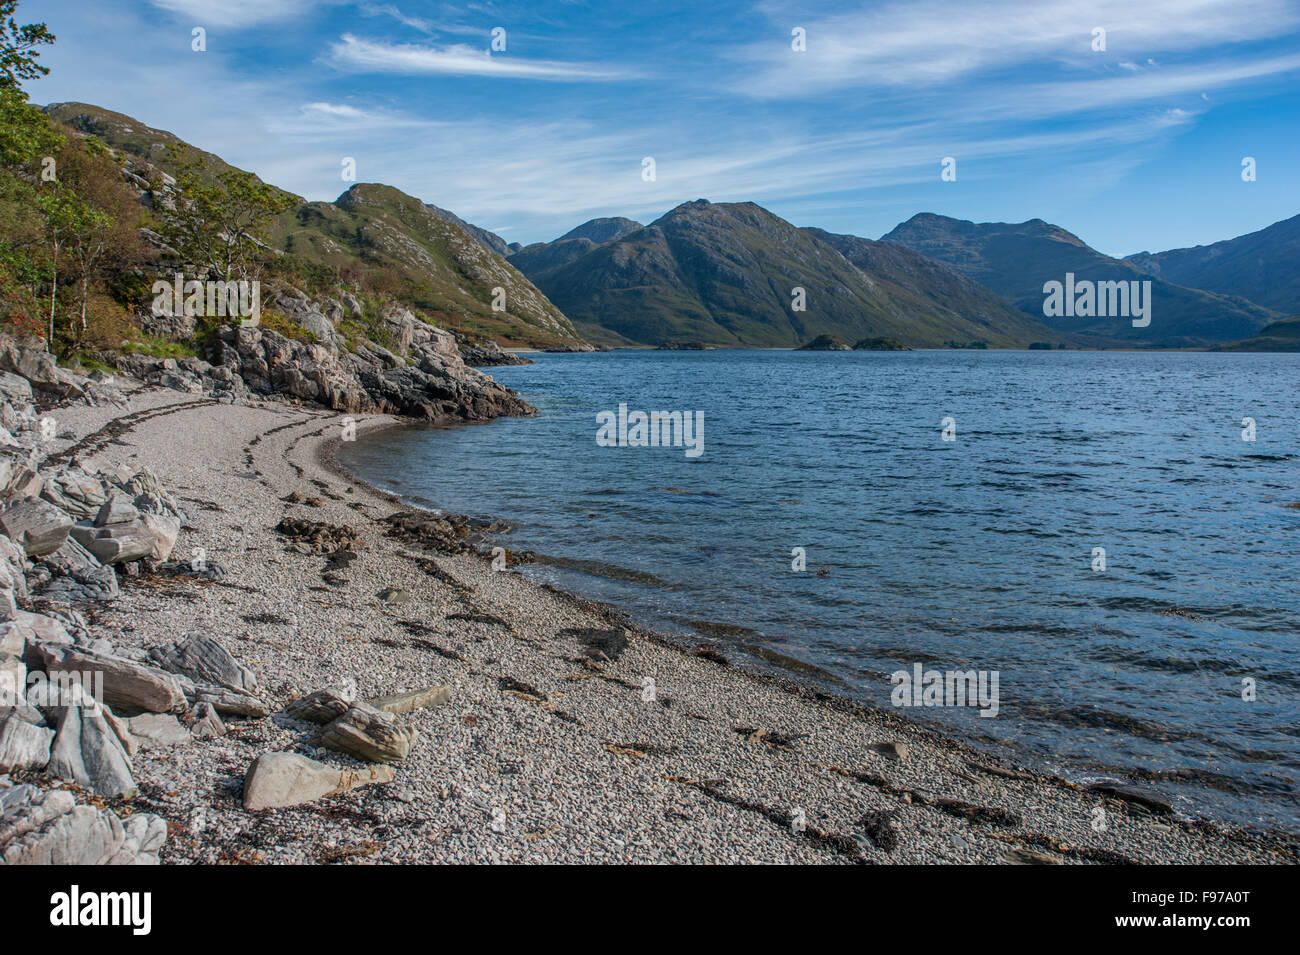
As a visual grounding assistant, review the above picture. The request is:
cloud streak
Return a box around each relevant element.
[149,0,324,28]
[328,33,641,81]
[735,0,1300,97]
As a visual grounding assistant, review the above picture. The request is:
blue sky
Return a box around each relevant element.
[25,0,1300,256]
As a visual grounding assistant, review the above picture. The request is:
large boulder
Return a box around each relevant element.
[318,702,419,763]
[45,684,137,798]
[147,634,258,695]
[35,643,188,715]
[0,499,73,557]
[0,372,32,405]
[242,751,394,810]
[40,467,108,520]
[71,519,155,565]
[0,710,54,772]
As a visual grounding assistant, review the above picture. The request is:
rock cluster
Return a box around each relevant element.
[0,333,453,863]
[0,338,246,865]
[120,289,537,423]
[456,337,532,366]
[245,681,445,810]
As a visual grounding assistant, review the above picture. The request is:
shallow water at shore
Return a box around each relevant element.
[339,349,1300,832]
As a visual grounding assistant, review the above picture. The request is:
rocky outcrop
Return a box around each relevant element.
[0,783,165,864]
[457,337,532,366]
[117,295,537,422]
[796,335,852,351]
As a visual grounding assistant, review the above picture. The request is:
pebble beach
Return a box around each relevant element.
[39,381,1299,864]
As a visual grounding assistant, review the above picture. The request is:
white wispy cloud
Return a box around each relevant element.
[328,33,641,81]
[735,0,1300,96]
[359,3,434,33]
[148,0,323,28]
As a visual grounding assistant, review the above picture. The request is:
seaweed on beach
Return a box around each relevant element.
[383,510,474,554]
[563,626,629,662]
[929,798,1021,828]
[449,611,513,630]
[275,516,365,555]
[670,777,867,863]
[857,810,900,851]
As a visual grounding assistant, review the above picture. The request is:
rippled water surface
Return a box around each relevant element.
[338,349,1300,831]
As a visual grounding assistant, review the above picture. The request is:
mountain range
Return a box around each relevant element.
[877,215,1280,347]
[1125,213,1300,316]
[509,200,1061,348]
[41,101,1300,352]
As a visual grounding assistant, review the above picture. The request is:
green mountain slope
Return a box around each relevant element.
[269,184,581,347]
[512,200,1064,347]
[1125,213,1300,315]
[43,102,584,348]
[883,213,1277,347]
[1215,315,1300,351]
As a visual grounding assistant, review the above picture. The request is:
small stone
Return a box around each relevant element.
[378,587,411,606]
[872,741,910,760]
[186,701,226,739]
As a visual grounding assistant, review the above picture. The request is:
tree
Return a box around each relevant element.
[37,184,102,347]
[50,135,144,339]
[0,0,53,90]
[159,144,297,283]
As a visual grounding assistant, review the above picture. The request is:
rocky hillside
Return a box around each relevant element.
[426,203,521,258]
[271,183,581,348]
[510,200,1063,348]
[42,102,585,351]
[884,213,1278,347]
[554,217,643,244]
[802,228,1060,344]
[1126,213,1300,316]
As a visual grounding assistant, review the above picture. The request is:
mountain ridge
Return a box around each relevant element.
[884,212,1278,347]
[511,200,1065,348]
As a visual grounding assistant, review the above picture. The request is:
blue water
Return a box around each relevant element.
[338,350,1300,832]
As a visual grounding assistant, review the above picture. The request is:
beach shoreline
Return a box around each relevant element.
[45,383,1298,863]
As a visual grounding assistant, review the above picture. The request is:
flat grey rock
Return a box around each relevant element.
[242,751,395,810]
[0,711,54,772]
[126,713,191,749]
[368,685,451,716]
[0,499,72,557]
